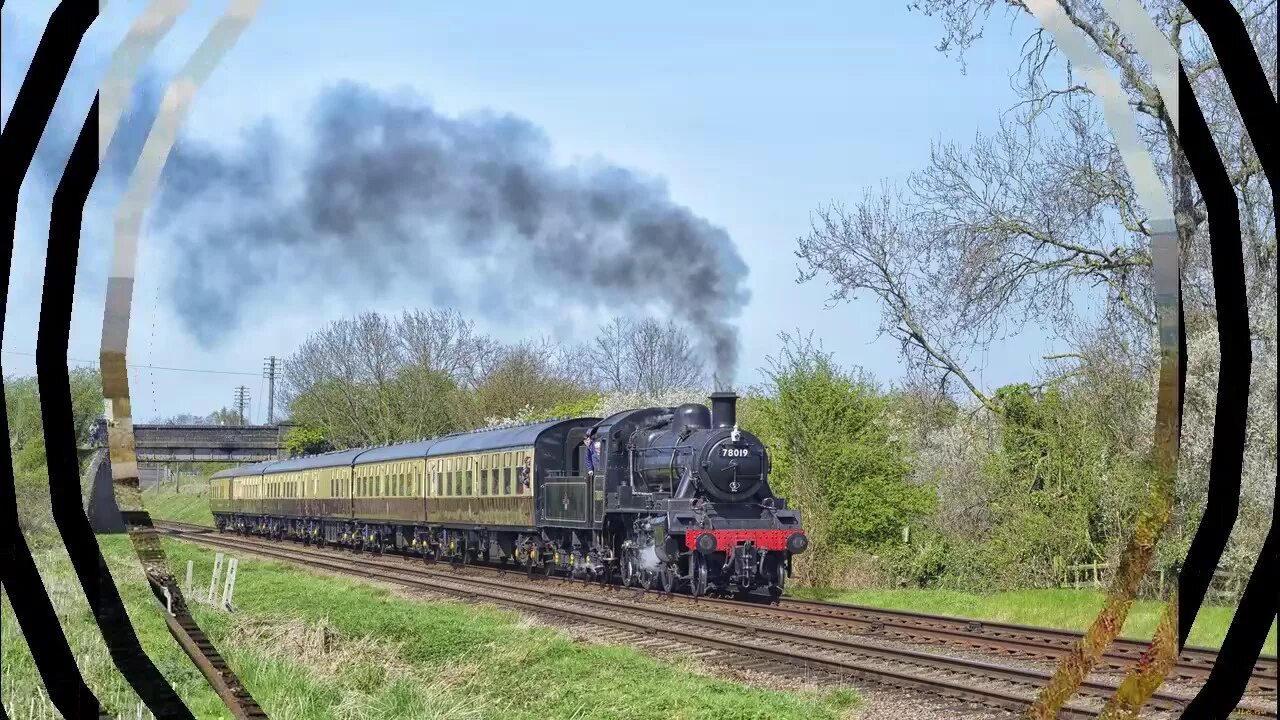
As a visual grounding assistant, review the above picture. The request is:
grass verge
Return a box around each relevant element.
[3,533,860,720]
[135,482,1275,656]
[142,484,215,527]
[789,587,1278,655]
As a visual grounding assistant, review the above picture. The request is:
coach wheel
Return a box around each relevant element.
[690,554,708,598]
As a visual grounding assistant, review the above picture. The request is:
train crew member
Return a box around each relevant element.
[518,457,531,493]
[584,428,598,480]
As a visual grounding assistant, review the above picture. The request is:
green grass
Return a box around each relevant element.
[788,587,1278,655]
[2,536,236,718]
[142,484,215,527]
[4,533,859,720]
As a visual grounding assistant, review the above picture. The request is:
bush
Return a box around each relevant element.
[747,332,935,587]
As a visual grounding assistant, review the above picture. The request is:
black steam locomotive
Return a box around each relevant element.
[597,392,808,596]
[211,391,807,598]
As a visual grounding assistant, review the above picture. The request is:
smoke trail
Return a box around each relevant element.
[152,81,750,383]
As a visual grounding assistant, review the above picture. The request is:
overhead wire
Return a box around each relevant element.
[2,349,260,376]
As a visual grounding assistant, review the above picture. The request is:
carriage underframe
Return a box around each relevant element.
[214,509,792,598]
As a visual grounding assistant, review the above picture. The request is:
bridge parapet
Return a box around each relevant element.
[125,424,286,463]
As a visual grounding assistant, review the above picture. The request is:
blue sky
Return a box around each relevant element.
[3,0,1064,422]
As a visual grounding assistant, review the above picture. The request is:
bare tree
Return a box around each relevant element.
[800,0,1275,413]
[586,316,705,396]
[474,337,591,423]
[394,308,500,389]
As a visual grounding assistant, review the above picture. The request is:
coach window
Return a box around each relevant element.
[503,452,513,495]
[480,456,489,497]
[465,466,473,496]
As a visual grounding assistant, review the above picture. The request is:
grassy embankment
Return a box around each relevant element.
[140,485,1277,656]
[3,531,859,720]
[790,587,1278,655]
[141,482,216,526]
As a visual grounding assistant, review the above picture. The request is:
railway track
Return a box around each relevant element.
[156,522,1277,718]
[164,520,1275,693]
[770,596,1278,690]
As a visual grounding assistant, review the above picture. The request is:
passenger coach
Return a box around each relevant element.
[213,418,598,562]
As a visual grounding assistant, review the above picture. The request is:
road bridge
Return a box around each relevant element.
[129,423,286,462]
[85,424,290,533]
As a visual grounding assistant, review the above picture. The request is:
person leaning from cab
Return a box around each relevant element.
[584,428,599,481]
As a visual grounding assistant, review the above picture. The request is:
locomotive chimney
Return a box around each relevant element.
[709,391,738,429]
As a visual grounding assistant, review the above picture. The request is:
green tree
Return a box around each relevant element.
[974,382,1152,587]
[5,367,104,538]
[748,332,934,586]
[282,425,333,456]
[522,392,605,422]
[474,340,592,424]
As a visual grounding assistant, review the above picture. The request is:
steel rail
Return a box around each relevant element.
[156,519,1277,695]
[158,523,1280,718]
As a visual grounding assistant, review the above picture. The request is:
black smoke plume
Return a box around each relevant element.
[154,81,750,384]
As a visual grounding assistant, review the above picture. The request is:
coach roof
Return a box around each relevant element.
[354,438,444,465]
[425,418,598,457]
[264,447,370,472]
[209,460,279,479]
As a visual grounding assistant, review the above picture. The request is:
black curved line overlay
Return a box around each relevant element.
[1174,65,1251,651]
[1177,2,1280,715]
[1181,502,1278,719]
[1181,0,1278,194]
[40,95,195,719]
[1178,282,1186,439]
[0,3,103,719]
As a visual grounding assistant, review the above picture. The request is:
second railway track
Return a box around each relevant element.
[156,522,1278,719]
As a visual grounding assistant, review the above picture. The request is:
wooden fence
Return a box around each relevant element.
[1059,561,1247,602]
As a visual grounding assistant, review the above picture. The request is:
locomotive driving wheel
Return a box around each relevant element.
[690,554,709,598]
[622,555,636,588]
[659,563,677,593]
[768,556,786,600]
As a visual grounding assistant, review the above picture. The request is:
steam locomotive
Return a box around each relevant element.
[210,392,808,598]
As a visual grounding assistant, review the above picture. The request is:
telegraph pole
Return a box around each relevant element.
[234,386,250,426]
[263,356,279,425]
